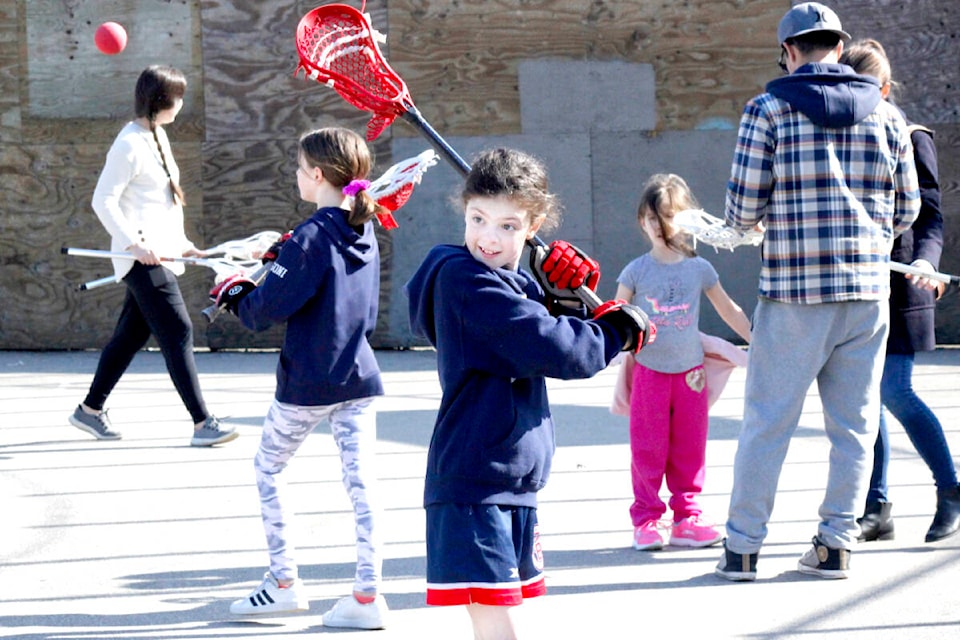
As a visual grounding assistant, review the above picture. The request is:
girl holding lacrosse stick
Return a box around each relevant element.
[219,128,389,629]
[405,148,651,640]
[615,173,751,551]
[69,65,236,447]
[840,39,960,544]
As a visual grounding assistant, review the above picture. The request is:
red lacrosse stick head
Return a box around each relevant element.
[295,4,413,140]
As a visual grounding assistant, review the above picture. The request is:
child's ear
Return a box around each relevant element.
[526,214,546,239]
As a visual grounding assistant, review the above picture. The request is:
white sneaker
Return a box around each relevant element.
[230,572,309,615]
[322,594,388,630]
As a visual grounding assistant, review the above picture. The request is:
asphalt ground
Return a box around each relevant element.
[2,346,959,639]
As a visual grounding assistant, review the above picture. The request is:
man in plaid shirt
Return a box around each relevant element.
[716,2,920,582]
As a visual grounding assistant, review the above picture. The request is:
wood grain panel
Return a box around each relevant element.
[388,0,783,135]
[840,0,960,126]
[0,0,20,142]
[3,0,960,349]
[0,136,205,349]
[22,0,195,119]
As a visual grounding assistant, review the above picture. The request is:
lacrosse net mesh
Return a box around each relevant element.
[295,4,410,140]
[672,209,763,252]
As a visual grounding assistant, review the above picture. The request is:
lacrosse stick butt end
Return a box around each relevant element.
[201,304,222,324]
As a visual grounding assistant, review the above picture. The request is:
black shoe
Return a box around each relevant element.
[797,536,850,579]
[714,540,758,581]
[857,501,894,542]
[925,485,960,543]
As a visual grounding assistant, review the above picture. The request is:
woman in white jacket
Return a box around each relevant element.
[69,65,236,447]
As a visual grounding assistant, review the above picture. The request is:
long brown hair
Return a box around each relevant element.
[135,65,187,205]
[299,128,386,227]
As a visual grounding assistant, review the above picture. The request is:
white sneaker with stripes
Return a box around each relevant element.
[230,571,308,615]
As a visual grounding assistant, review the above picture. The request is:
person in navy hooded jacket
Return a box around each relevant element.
[405,147,652,639]
[214,128,389,630]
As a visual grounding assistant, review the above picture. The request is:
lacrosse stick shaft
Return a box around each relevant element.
[78,275,119,291]
[890,261,959,286]
[401,108,471,177]
[64,247,199,265]
[62,247,249,273]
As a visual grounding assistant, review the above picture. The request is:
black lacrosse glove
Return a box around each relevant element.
[529,239,601,311]
[209,273,257,315]
[593,299,656,353]
[261,231,293,264]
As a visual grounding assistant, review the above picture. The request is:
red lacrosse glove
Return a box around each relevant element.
[209,273,257,315]
[593,299,656,353]
[261,231,293,264]
[540,240,601,291]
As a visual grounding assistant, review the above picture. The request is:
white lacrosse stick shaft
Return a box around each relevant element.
[889,261,959,286]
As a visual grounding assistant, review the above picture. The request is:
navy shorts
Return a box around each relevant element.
[425,503,545,606]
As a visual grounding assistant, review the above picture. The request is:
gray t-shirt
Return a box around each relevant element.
[616,254,719,373]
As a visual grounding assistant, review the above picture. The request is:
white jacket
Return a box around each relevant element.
[91,121,193,279]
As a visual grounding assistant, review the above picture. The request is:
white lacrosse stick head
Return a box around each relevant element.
[366,149,440,228]
[672,209,763,252]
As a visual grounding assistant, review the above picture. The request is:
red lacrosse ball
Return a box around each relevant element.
[94,22,127,55]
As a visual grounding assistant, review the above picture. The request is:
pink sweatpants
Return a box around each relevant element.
[629,362,709,526]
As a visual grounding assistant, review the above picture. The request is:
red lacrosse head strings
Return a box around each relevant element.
[295,3,413,140]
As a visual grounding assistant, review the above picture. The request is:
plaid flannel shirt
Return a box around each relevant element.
[725,93,921,304]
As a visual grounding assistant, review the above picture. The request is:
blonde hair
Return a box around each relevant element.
[840,38,897,98]
[637,173,698,258]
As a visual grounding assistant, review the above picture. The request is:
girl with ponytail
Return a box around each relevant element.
[222,127,390,630]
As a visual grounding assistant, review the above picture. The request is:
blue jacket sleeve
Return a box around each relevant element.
[438,264,620,381]
[236,240,324,332]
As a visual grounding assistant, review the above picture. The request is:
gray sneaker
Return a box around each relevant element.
[190,416,238,447]
[69,405,122,440]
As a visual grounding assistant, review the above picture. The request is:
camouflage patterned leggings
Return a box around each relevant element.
[255,397,382,594]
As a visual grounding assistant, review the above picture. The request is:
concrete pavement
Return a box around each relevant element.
[2,347,959,639]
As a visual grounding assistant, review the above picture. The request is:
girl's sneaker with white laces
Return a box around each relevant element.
[322,594,389,630]
[230,572,309,615]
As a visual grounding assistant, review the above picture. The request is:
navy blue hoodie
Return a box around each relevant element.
[237,207,383,406]
[765,62,881,127]
[405,244,624,508]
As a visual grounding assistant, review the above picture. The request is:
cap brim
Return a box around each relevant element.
[784,27,851,42]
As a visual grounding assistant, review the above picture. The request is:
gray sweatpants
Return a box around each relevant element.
[725,298,888,554]
[255,397,382,594]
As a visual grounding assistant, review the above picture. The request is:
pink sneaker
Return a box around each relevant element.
[632,520,664,551]
[670,516,723,548]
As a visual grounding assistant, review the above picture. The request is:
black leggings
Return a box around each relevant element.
[83,263,210,424]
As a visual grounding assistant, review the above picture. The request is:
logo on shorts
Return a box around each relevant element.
[532,523,544,572]
[270,262,288,278]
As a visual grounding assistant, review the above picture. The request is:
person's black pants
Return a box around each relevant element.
[84,263,209,424]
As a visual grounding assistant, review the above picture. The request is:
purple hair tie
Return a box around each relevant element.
[342,179,371,197]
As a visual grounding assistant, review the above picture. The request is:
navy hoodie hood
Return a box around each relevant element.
[766,62,882,127]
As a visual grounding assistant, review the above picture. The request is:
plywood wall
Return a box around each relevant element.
[2,0,958,349]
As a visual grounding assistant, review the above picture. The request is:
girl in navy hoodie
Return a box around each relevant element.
[216,128,388,630]
[405,148,651,639]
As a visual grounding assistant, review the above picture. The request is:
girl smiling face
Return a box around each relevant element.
[463,195,543,271]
